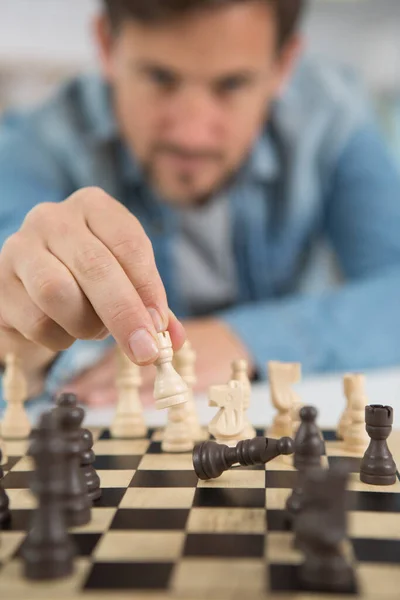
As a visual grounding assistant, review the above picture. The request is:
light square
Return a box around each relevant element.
[187,507,265,534]
[139,453,194,470]
[97,469,135,488]
[197,469,265,489]
[266,532,302,564]
[120,487,195,509]
[4,440,29,457]
[0,533,25,562]
[7,489,36,510]
[10,456,34,472]
[348,472,400,493]
[349,511,400,539]
[95,531,185,561]
[94,439,149,456]
[358,563,400,597]
[266,487,291,510]
[70,508,117,533]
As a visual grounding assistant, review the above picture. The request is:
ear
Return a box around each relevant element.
[92,13,115,81]
[271,34,304,97]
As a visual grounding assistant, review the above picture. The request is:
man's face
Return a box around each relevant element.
[97,1,300,205]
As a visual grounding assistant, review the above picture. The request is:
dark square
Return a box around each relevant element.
[97,428,154,441]
[346,491,400,513]
[15,533,102,558]
[93,488,126,508]
[2,457,23,471]
[322,430,338,442]
[352,538,400,563]
[3,510,31,532]
[327,456,361,473]
[265,470,297,489]
[266,510,291,532]
[84,562,173,590]
[184,533,264,558]
[3,472,31,489]
[110,508,189,530]
[93,455,142,470]
[269,564,357,594]
[146,442,163,454]
[130,470,198,488]
[193,488,266,508]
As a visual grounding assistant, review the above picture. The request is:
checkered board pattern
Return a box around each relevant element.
[0,428,399,600]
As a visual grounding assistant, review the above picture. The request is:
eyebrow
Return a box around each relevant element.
[135,60,259,86]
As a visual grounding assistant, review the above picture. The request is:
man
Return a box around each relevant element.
[0,0,399,408]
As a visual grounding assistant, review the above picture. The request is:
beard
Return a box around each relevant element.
[141,152,241,206]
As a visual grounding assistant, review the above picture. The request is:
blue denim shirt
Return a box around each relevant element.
[0,56,400,407]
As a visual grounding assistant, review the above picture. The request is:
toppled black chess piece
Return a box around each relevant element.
[81,429,101,502]
[286,406,325,519]
[53,393,91,526]
[0,446,10,526]
[360,405,397,486]
[22,412,75,580]
[295,463,356,594]
[193,435,293,480]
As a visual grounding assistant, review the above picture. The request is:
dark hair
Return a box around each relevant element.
[103,0,306,48]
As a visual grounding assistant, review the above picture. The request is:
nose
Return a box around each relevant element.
[163,86,221,149]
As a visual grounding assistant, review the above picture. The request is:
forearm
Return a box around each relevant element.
[219,267,400,379]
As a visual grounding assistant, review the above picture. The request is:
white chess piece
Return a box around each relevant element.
[2,354,31,439]
[230,359,256,439]
[342,373,369,454]
[267,361,301,438]
[173,341,205,441]
[154,332,188,410]
[208,380,246,446]
[162,402,194,453]
[337,375,353,440]
[110,347,147,439]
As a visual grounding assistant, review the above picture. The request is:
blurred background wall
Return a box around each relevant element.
[1,0,399,164]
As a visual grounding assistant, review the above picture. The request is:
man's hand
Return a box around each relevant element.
[0,187,186,383]
[59,317,253,406]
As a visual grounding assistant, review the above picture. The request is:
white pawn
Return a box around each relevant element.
[342,373,369,454]
[110,347,147,439]
[162,402,194,453]
[173,341,205,441]
[230,359,256,439]
[154,332,188,410]
[337,375,353,440]
[208,380,246,446]
[267,361,301,438]
[2,353,31,439]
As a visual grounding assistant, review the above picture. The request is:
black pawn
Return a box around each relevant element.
[81,429,101,502]
[193,435,293,480]
[22,412,75,580]
[0,447,10,525]
[360,405,397,486]
[54,393,91,527]
[286,406,324,518]
[296,464,355,593]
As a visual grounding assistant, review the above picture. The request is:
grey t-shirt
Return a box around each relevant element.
[174,195,238,316]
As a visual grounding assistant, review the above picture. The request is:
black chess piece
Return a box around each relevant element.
[193,435,294,480]
[286,406,325,519]
[81,429,101,502]
[22,412,75,580]
[360,405,397,486]
[295,464,355,593]
[0,447,10,526]
[53,393,91,526]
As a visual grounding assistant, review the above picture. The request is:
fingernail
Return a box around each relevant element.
[129,329,159,364]
[147,308,165,333]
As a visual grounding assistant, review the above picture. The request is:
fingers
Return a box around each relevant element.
[0,268,76,352]
[168,310,186,351]
[7,234,105,341]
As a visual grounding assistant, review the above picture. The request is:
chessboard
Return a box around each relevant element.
[0,427,399,600]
